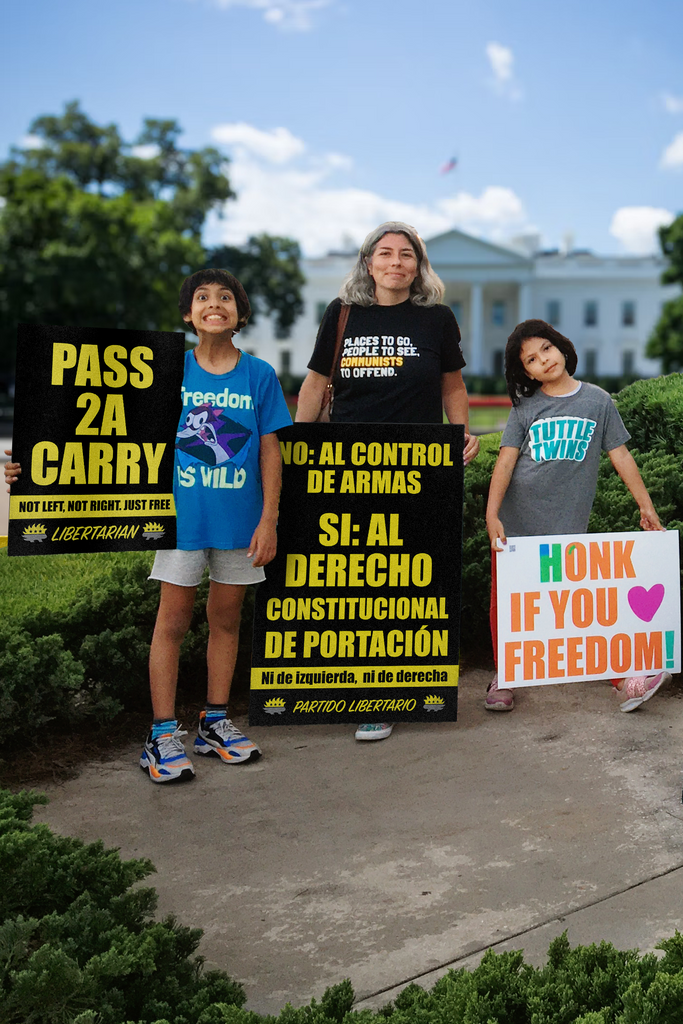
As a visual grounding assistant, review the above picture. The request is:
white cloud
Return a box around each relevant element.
[192,0,333,30]
[660,132,683,169]
[20,134,45,150]
[206,124,530,256]
[439,187,525,226]
[487,42,513,82]
[662,92,683,114]
[609,206,674,254]
[131,143,161,160]
[486,42,522,100]
[211,123,306,163]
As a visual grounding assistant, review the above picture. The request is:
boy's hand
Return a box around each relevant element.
[486,517,507,551]
[639,505,665,531]
[247,519,277,567]
[3,451,21,492]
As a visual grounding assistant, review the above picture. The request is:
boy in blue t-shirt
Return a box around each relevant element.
[140,269,292,782]
[3,268,291,783]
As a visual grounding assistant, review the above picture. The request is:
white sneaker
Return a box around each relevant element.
[354,723,393,741]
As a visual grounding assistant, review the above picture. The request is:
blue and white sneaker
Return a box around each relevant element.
[354,723,393,741]
[194,713,261,764]
[140,727,195,783]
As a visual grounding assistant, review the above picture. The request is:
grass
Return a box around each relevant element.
[469,405,510,434]
[0,547,154,619]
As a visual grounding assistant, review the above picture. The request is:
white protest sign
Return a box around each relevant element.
[496,530,680,687]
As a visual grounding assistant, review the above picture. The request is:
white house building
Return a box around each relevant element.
[239,228,680,381]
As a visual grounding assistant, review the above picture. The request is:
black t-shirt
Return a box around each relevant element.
[308,298,466,423]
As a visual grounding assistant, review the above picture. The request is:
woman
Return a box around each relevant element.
[296,221,478,741]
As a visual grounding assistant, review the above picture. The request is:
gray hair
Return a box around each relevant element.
[338,221,445,307]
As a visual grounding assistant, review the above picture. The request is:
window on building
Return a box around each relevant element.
[280,350,291,375]
[450,301,463,322]
[584,350,597,377]
[493,350,504,376]
[584,300,598,327]
[315,301,328,323]
[546,300,561,326]
[622,301,636,327]
[491,300,506,327]
[622,350,635,375]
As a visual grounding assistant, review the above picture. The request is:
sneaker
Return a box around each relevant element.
[484,674,514,711]
[140,728,195,784]
[354,723,393,741]
[618,671,671,713]
[193,713,261,763]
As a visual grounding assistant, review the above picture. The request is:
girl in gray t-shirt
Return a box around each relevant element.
[484,319,669,714]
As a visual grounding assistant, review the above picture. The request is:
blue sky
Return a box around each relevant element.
[3,0,682,257]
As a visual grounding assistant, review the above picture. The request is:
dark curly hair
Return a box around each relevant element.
[505,319,577,405]
[178,269,251,336]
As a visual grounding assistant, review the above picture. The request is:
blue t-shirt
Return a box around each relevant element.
[174,350,291,550]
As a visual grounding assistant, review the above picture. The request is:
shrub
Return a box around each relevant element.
[610,374,683,456]
[2,374,682,739]
[0,552,258,743]
[0,787,245,1024]
[460,433,500,661]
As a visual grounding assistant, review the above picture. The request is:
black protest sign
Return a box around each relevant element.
[250,423,464,726]
[8,324,184,555]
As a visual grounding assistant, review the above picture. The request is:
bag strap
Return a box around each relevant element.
[321,303,350,408]
[330,303,350,383]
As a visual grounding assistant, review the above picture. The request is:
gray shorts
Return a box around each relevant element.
[149,548,266,587]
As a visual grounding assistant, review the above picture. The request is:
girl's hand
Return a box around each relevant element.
[487,517,507,551]
[3,451,20,492]
[639,506,664,531]
[463,432,479,465]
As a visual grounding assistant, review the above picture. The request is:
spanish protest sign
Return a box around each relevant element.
[496,530,681,686]
[8,324,184,555]
[250,423,464,726]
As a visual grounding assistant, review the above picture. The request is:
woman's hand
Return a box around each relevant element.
[463,432,479,464]
[295,371,329,422]
[3,451,20,492]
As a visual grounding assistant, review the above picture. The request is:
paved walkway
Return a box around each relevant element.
[36,669,683,1015]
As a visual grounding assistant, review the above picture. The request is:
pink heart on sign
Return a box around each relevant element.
[627,584,665,622]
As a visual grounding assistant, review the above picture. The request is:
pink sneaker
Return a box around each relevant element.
[618,671,671,713]
[484,674,514,711]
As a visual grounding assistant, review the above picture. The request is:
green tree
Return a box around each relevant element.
[207,234,305,338]
[0,102,304,373]
[646,215,683,372]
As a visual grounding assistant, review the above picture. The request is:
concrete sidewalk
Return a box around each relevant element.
[36,669,683,1016]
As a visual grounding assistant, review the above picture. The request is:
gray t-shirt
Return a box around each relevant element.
[499,381,630,537]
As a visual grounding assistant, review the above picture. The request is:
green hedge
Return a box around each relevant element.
[4,786,683,1023]
[1,374,682,741]
[0,787,245,1023]
[0,551,256,744]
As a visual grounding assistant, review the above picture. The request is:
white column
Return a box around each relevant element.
[470,284,484,374]
[518,282,532,322]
